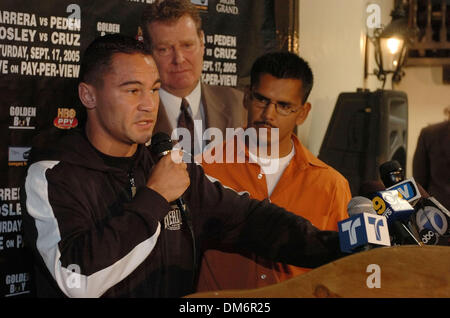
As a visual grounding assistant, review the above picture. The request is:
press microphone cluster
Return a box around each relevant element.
[360,160,450,246]
[357,163,420,246]
[380,160,450,246]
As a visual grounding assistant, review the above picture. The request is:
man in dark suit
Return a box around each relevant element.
[141,0,246,156]
[413,106,450,210]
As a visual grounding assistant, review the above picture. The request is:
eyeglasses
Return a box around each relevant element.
[250,91,301,116]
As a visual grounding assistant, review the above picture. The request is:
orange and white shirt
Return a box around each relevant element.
[196,134,352,291]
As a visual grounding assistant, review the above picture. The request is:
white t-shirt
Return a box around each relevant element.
[248,142,295,196]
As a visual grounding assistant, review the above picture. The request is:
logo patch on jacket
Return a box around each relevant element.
[164,207,182,230]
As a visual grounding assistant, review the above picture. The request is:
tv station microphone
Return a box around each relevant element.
[386,179,421,206]
[370,188,415,222]
[379,160,421,206]
[370,188,422,246]
[150,132,187,214]
[414,189,450,246]
[379,160,404,188]
[338,196,391,253]
[347,196,376,216]
[360,180,422,246]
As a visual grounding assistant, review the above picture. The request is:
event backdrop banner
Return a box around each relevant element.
[0,0,277,297]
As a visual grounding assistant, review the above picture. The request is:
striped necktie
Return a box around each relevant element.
[177,98,195,154]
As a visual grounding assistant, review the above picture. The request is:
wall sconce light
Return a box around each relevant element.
[365,4,416,88]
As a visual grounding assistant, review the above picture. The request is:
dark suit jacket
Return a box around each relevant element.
[153,83,247,141]
[412,120,450,210]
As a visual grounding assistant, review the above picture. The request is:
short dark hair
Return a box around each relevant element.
[141,0,202,50]
[250,52,314,104]
[79,33,150,86]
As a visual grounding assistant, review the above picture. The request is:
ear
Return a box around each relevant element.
[199,30,205,53]
[295,102,311,125]
[78,82,97,110]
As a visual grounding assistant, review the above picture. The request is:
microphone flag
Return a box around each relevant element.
[338,213,390,253]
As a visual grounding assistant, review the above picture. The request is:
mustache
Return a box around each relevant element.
[252,120,277,129]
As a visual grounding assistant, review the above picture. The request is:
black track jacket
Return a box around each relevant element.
[22,129,343,298]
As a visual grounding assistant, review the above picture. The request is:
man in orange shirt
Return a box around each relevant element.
[196,52,351,291]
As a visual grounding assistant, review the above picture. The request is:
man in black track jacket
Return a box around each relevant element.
[22,34,344,298]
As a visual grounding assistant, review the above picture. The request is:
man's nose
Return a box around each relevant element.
[172,47,186,64]
[138,91,158,112]
[261,102,277,120]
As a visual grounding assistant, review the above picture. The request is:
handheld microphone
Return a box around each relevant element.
[150,132,174,158]
[150,132,199,281]
[150,132,187,213]
[338,197,391,253]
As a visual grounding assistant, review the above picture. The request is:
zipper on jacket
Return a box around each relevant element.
[182,202,197,289]
[175,198,197,289]
[128,171,136,199]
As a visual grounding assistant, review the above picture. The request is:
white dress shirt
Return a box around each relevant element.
[159,82,206,155]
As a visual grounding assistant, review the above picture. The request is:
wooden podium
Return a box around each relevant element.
[187,246,450,298]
